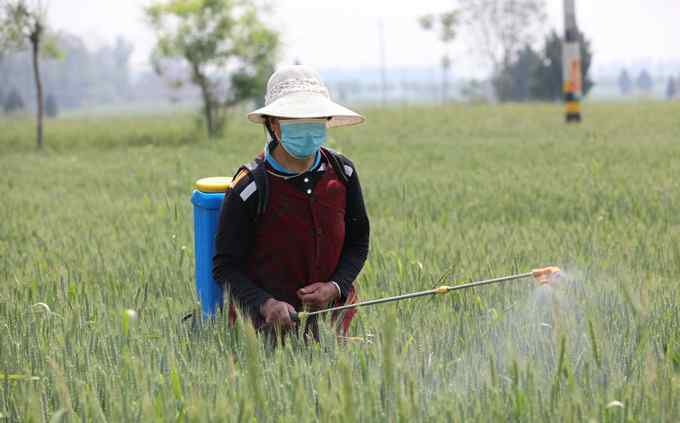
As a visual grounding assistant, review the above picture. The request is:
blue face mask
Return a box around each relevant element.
[279,119,327,159]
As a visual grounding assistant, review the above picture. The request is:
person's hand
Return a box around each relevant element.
[259,298,296,327]
[297,282,340,309]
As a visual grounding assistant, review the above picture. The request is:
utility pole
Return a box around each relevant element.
[563,0,582,122]
[379,20,387,105]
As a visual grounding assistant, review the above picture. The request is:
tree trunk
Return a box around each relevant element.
[31,35,44,149]
[441,68,447,104]
[203,89,215,137]
[192,62,215,138]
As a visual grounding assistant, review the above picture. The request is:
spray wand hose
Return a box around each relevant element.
[290,266,561,323]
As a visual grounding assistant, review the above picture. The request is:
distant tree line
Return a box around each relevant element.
[0,32,202,115]
[617,68,679,99]
[1,33,133,112]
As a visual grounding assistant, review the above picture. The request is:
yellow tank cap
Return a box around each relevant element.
[195,177,233,193]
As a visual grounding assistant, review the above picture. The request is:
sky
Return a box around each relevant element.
[48,0,680,78]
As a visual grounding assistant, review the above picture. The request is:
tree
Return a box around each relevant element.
[529,30,594,101]
[1,32,184,110]
[506,44,542,101]
[419,11,460,103]
[3,86,24,112]
[459,0,546,100]
[146,0,280,138]
[112,37,134,98]
[0,54,6,105]
[226,7,279,109]
[0,0,55,148]
[618,69,632,96]
[45,91,57,117]
[665,77,676,100]
[636,69,653,94]
[460,78,490,103]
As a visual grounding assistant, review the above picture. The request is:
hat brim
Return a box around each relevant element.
[248,92,365,128]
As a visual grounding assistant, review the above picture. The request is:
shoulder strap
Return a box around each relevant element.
[234,155,269,219]
[321,147,350,185]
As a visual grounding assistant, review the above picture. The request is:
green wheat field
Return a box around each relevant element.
[1,102,679,422]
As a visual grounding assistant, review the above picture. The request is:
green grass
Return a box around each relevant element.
[1,102,680,421]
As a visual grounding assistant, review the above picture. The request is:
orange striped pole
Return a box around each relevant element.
[563,0,582,123]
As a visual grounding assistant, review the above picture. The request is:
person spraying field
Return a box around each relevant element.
[207,65,370,340]
[192,65,562,341]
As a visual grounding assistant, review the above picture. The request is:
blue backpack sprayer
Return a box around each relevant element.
[191,177,233,319]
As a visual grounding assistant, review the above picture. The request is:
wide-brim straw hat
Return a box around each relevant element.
[248,65,365,128]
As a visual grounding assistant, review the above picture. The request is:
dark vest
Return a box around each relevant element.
[240,149,357,334]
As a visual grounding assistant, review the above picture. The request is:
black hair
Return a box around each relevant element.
[263,116,280,146]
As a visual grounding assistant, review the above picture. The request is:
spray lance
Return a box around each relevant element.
[290,266,561,323]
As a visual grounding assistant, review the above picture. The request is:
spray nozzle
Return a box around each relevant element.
[531,266,561,285]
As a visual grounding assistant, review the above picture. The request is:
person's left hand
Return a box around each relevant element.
[297,282,339,309]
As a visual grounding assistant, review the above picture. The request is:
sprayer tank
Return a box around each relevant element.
[191,177,232,319]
